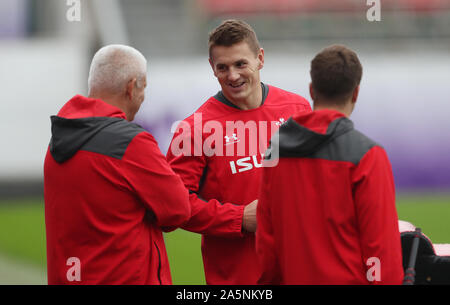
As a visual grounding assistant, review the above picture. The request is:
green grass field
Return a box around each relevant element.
[0,194,449,284]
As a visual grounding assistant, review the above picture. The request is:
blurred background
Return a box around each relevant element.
[0,0,449,284]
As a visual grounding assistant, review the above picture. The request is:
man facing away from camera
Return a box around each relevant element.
[256,45,404,284]
[166,20,311,284]
[44,44,191,284]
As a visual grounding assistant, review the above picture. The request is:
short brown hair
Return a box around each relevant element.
[208,20,260,58]
[310,44,363,104]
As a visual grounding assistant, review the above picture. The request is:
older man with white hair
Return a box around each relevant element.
[44,45,191,285]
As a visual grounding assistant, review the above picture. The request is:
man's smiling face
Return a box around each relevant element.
[209,41,264,107]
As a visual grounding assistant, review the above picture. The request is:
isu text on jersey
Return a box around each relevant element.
[229,154,265,174]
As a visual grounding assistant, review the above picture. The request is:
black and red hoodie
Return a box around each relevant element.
[256,109,404,284]
[44,95,190,284]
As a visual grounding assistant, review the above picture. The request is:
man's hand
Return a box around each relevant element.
[242,199,258,233]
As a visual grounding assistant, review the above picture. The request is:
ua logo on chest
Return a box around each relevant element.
[224,133,239,145]
[275,117,286,126]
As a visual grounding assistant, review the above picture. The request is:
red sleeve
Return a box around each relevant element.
[256,166,281,284]
[121,132,191,228]
[353,146,404,285]
[166,122,245,238]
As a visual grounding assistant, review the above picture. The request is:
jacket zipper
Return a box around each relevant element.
[153,241,162,285]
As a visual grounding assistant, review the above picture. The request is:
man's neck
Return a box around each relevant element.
[88,92,130,120]
[224,83,263,111]
[313,101,354,117]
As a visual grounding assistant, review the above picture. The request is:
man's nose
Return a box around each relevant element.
[227,68,240,82]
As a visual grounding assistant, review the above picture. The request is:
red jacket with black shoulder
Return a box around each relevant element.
[256,109,404,285]
[44,95,190,285]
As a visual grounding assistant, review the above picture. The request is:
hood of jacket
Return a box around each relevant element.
[269,109,355,158]
[49,95,127,163]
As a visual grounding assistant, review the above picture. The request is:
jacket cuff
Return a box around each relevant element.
[231,204,245,238]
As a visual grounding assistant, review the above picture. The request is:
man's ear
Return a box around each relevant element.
[351,85,360,104]
[257,48,265,70]
[309,83,315,101]
[126,78,137,100]
[209,58,217,77]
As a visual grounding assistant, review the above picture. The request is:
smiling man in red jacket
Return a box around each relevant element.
[44,45,191,284]
[166,20,311,284]
[256,45,404,284]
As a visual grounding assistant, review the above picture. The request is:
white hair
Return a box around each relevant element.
[88,44,147,95]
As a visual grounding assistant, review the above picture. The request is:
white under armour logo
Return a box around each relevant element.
[224,133,239,145]
[275,118,286,126]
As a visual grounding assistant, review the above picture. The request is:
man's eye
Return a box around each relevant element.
[236,62,247,68]
[217,66,226,71]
